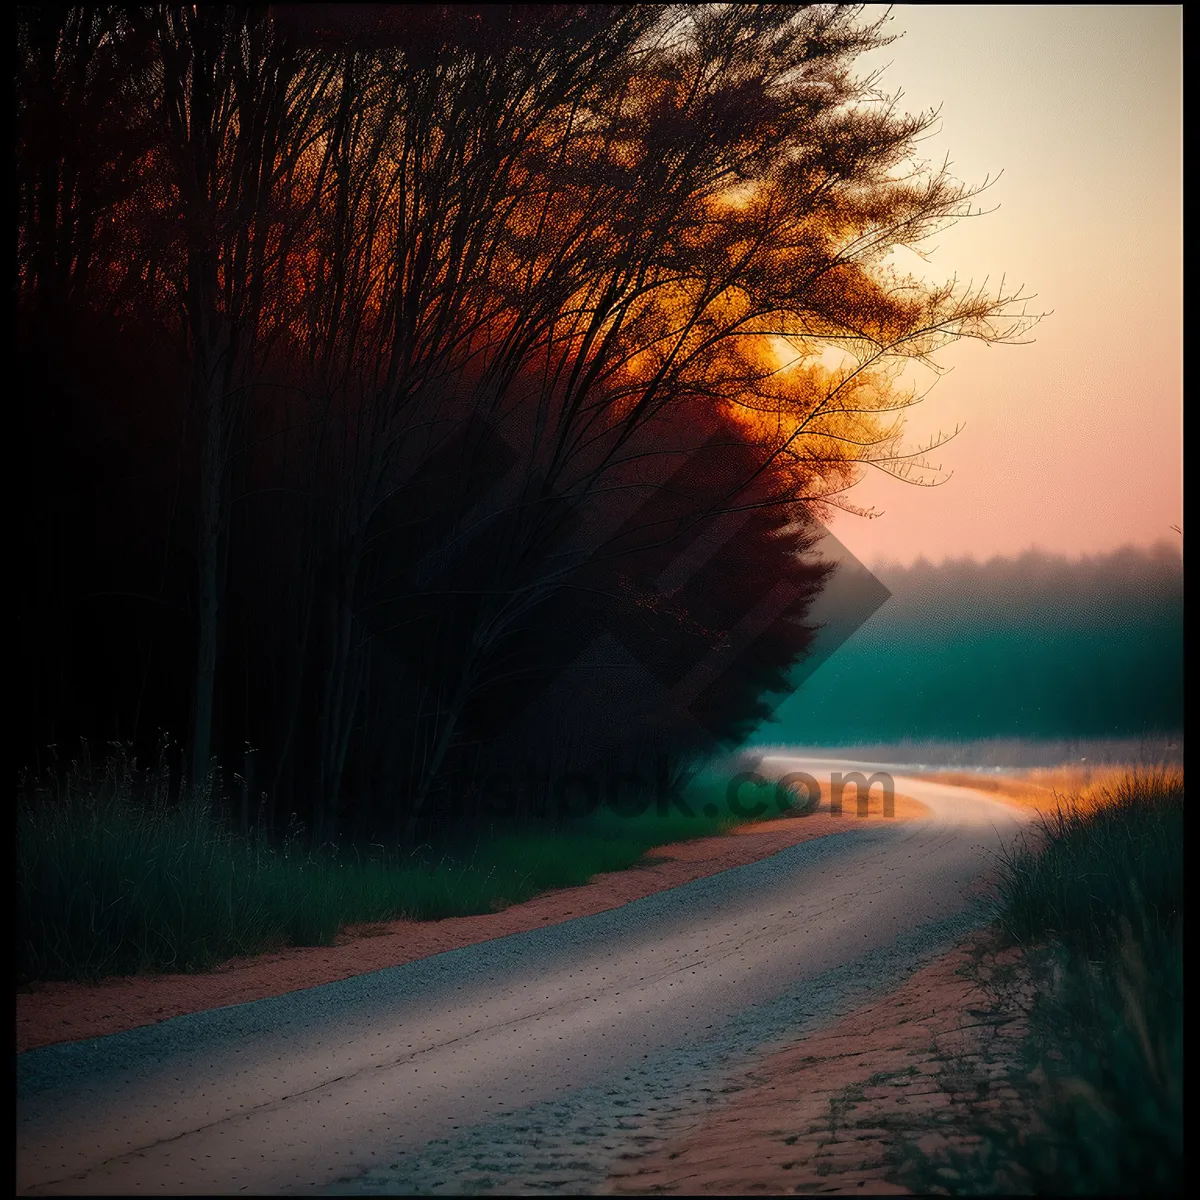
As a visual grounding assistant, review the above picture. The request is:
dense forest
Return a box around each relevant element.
[764,543,1184,744]
[15,5,1032,843]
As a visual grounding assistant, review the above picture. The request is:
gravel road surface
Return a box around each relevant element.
[17,759,1031,1195]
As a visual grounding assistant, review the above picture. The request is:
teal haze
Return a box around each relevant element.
[759,544,1183,744]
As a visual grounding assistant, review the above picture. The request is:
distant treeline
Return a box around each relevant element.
[764,545,1184,743]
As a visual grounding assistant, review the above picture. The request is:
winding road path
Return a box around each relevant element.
[17,758,1032,1195]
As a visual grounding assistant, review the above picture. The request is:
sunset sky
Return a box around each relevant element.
[825,5,1182,567]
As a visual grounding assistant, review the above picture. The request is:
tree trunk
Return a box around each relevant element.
[189,367,224,789]
[239,745,255,837]
[315,554,358,843]
[403,671,470,845]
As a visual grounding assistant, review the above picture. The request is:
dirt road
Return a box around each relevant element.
[17,759,1031,1195]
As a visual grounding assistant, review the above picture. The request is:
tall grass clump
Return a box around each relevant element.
[18,742,291,980]
[18,746,789,983]
[997,767,1183,957]
[990,768,1183,1194]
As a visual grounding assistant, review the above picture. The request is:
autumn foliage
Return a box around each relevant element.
[16,5,1032,841]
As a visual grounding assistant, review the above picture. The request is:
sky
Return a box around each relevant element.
[821,5,1183,568]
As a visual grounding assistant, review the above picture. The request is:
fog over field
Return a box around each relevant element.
[757,543,1183,750]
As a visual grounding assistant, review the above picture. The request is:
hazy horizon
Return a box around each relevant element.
[763,541,1184,745]
[860,535,1183,574]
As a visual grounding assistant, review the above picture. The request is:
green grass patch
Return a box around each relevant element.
[17,753,791,983]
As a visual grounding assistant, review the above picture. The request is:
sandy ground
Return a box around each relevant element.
[604,938,1031,1196]
[17,790,927,1054]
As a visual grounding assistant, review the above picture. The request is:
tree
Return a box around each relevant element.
[16,4,1038,841]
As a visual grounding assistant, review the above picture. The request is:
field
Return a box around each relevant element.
[754,735,1182,771]
[920,762,1150,812]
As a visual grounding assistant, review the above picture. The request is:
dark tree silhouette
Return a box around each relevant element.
[15,4,1036,842]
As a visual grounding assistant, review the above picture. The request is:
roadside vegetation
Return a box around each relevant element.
[994,767,1182,1193]
[908,767,1183,1195]
[17,745,793,984]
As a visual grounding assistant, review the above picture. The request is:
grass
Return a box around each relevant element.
[995,766,1183,956]
[992,768,1183,1194]
[17,750,793,984]
[900,767,1183,1195]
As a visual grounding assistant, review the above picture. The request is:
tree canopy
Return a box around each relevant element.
[16,4,1036,840]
